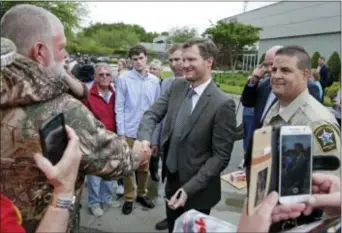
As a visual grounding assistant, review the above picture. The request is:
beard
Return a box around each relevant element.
[47,57,66,80]
[46,47,66,80]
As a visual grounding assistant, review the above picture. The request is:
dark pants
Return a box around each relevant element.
[149,152,160,175]
[165,170,211,233]
[242,113,254,152]
[118,178,123,186]
[336,118,341,127]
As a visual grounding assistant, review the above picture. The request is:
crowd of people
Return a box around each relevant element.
[0,4,341,233]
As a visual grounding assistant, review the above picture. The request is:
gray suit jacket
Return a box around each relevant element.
[157,76,174,144]
[150,77,173,145]
[137,78,237,209]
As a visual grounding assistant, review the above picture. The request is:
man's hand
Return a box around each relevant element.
[167,188,188,210]
[237,192,279,232]
[249,65,266,84]
[33,125,82,196]
[151,145,160,156]
[271,202,306,223]
[132,140,152,166]
[303,173,341,217]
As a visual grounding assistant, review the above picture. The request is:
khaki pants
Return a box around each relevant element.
[123,137,150,201]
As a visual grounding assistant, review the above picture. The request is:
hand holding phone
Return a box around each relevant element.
[164,190,182,203]
[39,113,68,165]
[34,125,82,197]
[167,189,187,210]
[279,126,313,204]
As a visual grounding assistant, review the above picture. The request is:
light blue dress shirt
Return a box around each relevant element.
[115,69,161,144]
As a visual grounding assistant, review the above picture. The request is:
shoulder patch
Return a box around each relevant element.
[313,124,337,153]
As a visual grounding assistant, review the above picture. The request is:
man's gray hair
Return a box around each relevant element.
[266,45,283,56]
[95,63,111,72]
[149,59,162,70]
[1,4,63,56]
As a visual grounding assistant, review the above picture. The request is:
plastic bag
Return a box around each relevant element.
[173,209,237,233]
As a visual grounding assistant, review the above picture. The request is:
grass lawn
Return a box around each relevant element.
[219,83,244,95]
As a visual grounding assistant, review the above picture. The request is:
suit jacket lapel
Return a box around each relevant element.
[261,80,272,107]
[259,81,277,124]
[181,82,213,141]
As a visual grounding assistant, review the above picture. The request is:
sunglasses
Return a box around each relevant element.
[98,73,111,77]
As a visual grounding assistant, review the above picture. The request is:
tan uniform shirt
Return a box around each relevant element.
[263,88,340,159]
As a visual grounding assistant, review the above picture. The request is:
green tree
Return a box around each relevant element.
[259,53,265,64]
[0,1,87,52]
[82,22,158,43]
[311,51,321,69]
[161,31,169,36]
[142,31,159,42]
[95,28,139,50]
[167,26,198,43]
[327,52,341,81]
[203,21,262,70]
[75,23,141,54]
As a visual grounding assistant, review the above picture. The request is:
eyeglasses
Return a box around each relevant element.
[98,73,111,77]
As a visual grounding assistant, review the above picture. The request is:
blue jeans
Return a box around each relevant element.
[243,108,255,152]
[87,175,114,207]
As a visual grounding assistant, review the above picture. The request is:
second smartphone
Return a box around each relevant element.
[279,125,313,204]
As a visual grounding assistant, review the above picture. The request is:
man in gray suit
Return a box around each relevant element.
[150,44,184,183]
[153,44,184,230]
[135,39,237,233]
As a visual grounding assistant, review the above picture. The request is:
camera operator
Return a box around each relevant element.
[1,126,82,233]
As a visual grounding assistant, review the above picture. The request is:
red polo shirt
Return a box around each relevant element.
[82,83,116,132]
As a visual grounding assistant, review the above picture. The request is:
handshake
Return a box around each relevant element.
[131,139,153,169]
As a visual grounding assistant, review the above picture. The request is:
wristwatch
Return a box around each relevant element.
[51,195,76,211]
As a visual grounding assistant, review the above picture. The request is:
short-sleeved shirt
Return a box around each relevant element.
[263,88,340,159]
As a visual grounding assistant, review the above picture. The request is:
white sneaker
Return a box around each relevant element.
[90,204,104,216]
[238,159,245,169]
[116,185,124,195]
[103,201,121,209]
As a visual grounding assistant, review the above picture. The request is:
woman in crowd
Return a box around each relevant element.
[310,69,324,103]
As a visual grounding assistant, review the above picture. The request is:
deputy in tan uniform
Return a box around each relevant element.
[262,45,340,232]
[264,45,340,158]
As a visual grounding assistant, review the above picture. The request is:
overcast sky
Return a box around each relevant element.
[83,2,277,34]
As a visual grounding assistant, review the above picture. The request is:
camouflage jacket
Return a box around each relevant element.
[0,39,138,232]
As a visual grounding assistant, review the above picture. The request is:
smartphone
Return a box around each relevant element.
[164,191,182,203]
[279,126,313,204]
[39,113,68,165]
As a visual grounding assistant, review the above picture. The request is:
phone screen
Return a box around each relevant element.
[40,114,68,165]
[280,134,312,197]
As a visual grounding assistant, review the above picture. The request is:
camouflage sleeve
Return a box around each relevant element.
[63,73,89,100]
[310,120,341,158]
[61,95,139,179]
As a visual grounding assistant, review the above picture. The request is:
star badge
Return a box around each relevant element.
[318,130,333,146]
[314,124,337,153]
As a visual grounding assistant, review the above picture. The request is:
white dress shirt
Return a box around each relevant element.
[260,91,276,122]
[191,78,211,112]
